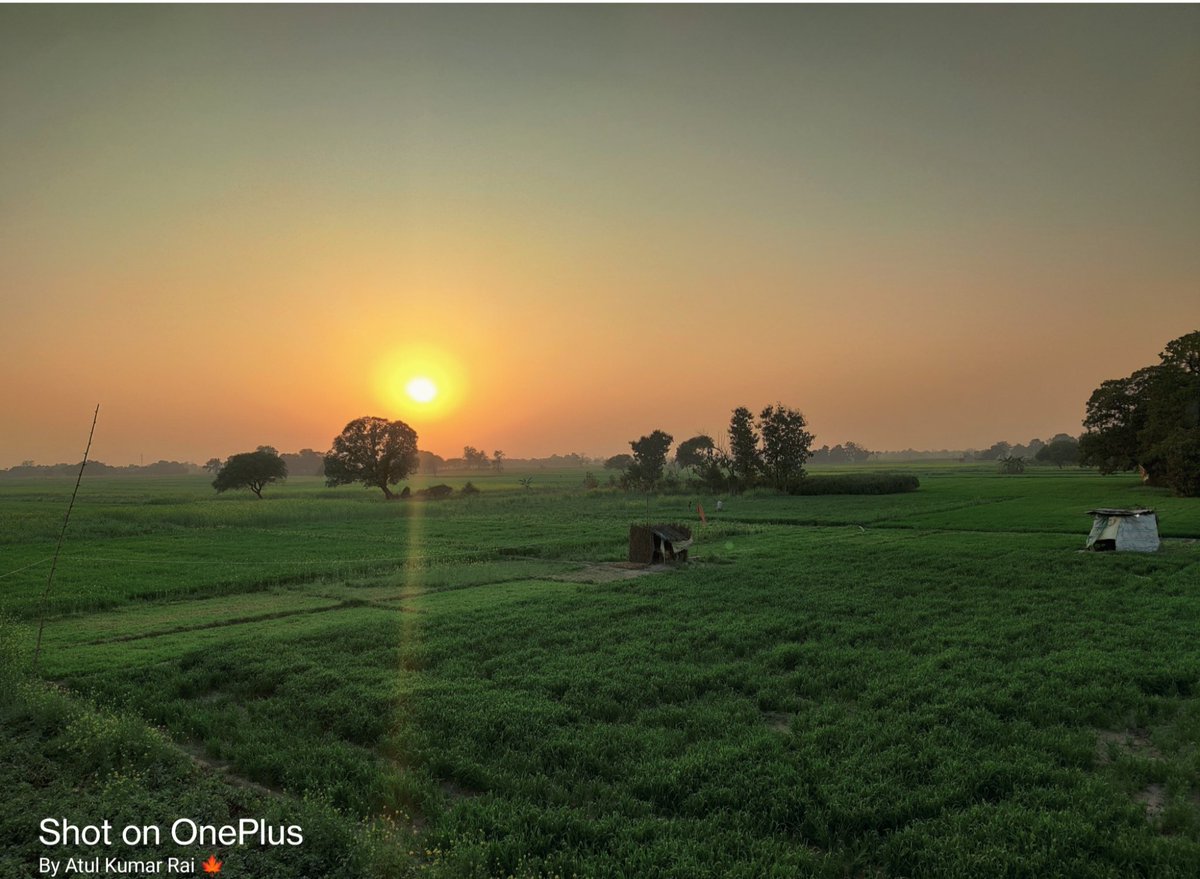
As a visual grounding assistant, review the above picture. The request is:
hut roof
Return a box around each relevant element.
[650,524,692,543]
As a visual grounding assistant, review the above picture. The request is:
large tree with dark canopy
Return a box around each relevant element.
[675,434,716,470]
[1034,436,1080,469]
[728,406,761,491]
[212,449,287,499]
[1079,331,1200,495]
[759,403,815,492]
[626,429,673,489]
[323,416,419,499]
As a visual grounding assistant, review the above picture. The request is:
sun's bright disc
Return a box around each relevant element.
[374,347,462,421]
[405,376,438,404]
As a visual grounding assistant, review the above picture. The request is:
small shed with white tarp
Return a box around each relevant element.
[1085,509,1159,552]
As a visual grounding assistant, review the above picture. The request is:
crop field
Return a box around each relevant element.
[2,465,1200,878]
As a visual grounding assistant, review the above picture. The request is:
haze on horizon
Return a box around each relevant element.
[2,5,1197,468]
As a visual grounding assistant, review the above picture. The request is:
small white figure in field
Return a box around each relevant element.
[716,500,724,512]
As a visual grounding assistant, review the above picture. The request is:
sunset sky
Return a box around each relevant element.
[2,5,1197,467]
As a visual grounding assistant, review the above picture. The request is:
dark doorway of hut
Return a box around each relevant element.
[628,524,692,565]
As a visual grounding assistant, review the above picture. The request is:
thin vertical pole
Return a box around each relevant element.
[31,404,99,673]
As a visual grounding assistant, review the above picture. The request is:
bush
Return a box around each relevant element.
[1157,428,1200,497]
[998,455,1026,475]
[461,482,480,496]
[788,473,920,495]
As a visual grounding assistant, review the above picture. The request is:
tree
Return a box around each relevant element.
[1078,371,1152,474]
[461,446,490,470]
[280,448,325,476]
[675,435,716,470]
[1163,332,1200,373]
[978,441,1012,462]
[626,430,673,489]
[842,441,873,464]
[212,449,287,499]
[998,454,1026,475]
[323,416,419,499]
[728,407,761,491]
[417,450,444,475]
[604,454,634,471]
[759,404,814,491]
[1035,437,1080,469]
[492,450,505,473]
[203,458,223,475]
[815,441,873,464]
[1079,331,1200,494]
[1156,428,1200,498]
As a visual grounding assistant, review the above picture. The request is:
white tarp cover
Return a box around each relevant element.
[1085,511,1160,552]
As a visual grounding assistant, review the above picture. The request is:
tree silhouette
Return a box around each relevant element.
[675,435,716,471]
[627,430,673,489]
[323,416,419,499]
[759,404,814,491]
[728,407,760,491]
[212,449,287,499]
[1079,331,1200,494]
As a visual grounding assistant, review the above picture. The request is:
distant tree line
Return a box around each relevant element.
[422,450,602,474]
[809,442,873,464]
[957,434,1081,471]
[0,459,200,478]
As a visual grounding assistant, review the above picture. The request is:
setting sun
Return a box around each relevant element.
[372,346,465,427]
[406,377,438,404]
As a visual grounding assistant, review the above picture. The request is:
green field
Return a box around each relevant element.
[2,465,1199,877]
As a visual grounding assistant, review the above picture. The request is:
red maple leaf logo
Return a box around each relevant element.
[202,854,223,874]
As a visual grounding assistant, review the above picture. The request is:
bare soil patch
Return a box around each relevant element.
[178,740,287,799]
[1095,728,1163,764]
[551,562,674,584]
[762,711,792,732]
[1136,783,1167,818]
[439,778,483,801]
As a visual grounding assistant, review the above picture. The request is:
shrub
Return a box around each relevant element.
[998,455,1027,475]
[461,482,480,496]
[1158,428,1200,497]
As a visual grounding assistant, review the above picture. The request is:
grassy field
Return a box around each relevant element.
[2,464,1199,877]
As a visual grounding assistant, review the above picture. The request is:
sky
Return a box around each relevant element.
[2,5,1197,466]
